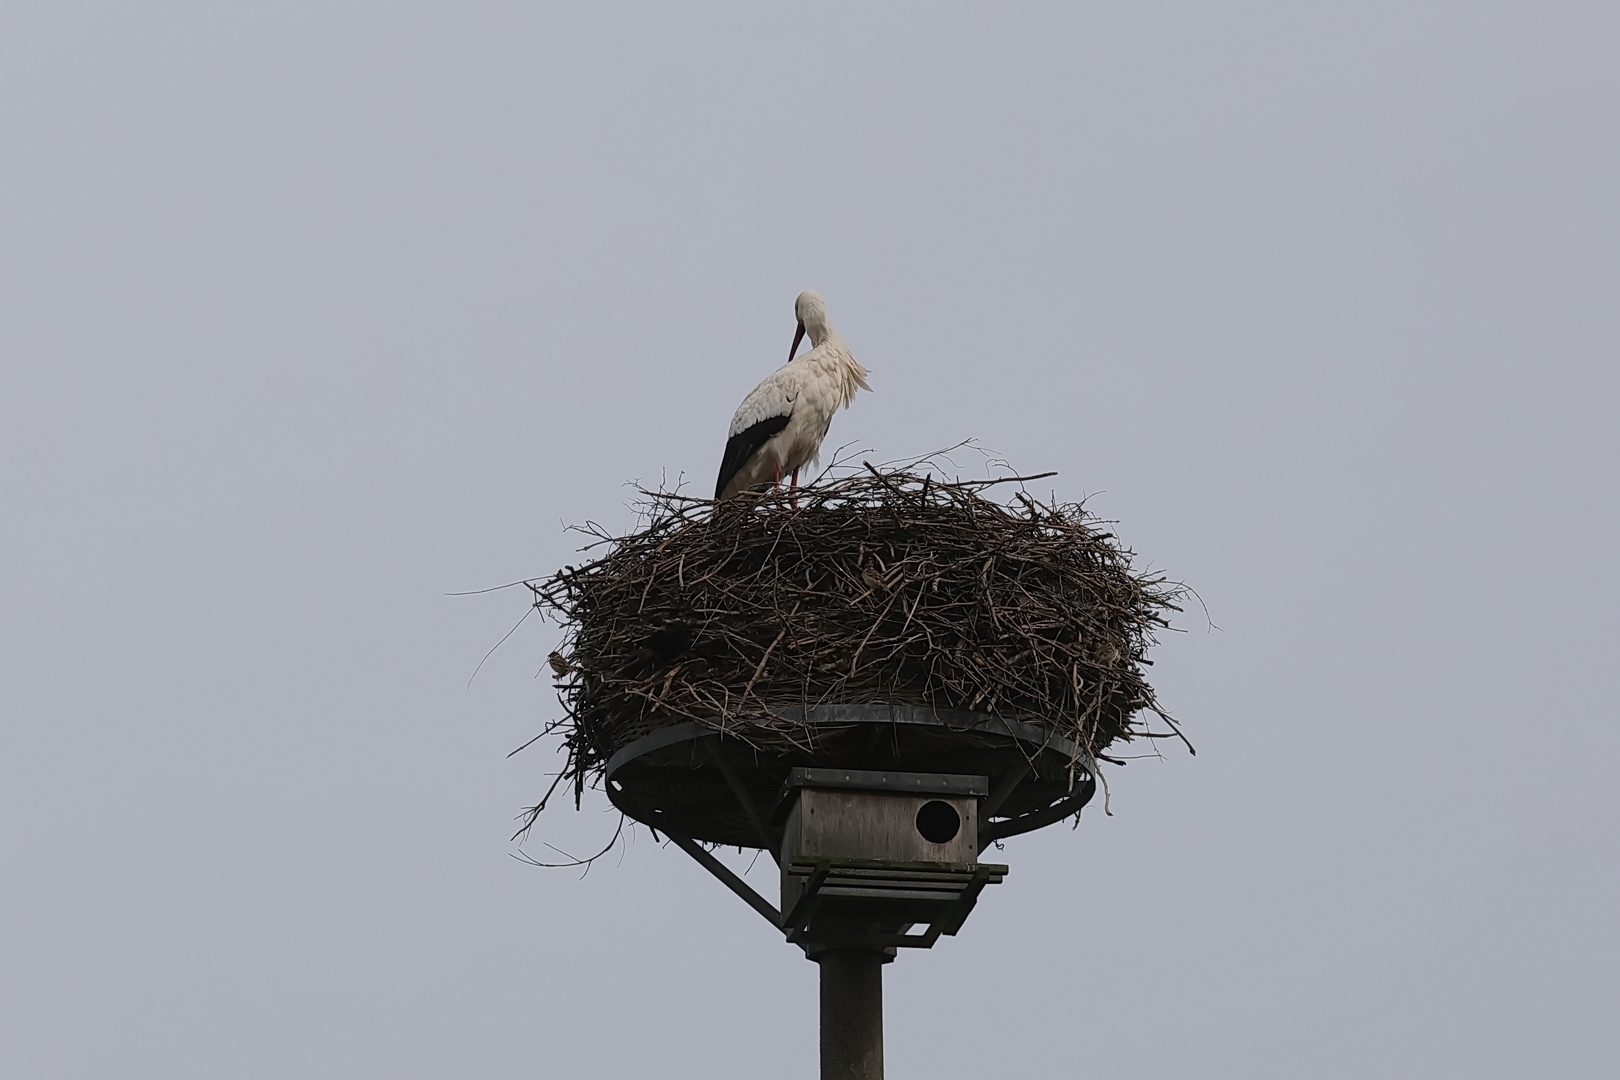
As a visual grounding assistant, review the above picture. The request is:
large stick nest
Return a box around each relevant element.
[526,459,1186,813]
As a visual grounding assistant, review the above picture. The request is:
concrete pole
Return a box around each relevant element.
[818,949,884,1080]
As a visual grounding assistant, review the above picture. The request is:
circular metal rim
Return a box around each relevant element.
[602,705,1097,846]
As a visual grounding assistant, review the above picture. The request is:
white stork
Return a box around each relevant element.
[714,290,872,501]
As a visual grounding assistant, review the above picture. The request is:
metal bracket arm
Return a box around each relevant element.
[703,737,781,862]
[981,756,1031,820]
[654,812,782,930]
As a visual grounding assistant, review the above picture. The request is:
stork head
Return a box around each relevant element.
[790,289,828,360]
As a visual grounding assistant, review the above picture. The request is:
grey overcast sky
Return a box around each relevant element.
[2,3,1616,1077]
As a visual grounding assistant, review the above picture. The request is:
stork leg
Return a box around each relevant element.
[773,461,781,494]
[790,469,800,509]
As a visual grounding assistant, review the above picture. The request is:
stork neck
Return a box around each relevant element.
[804,321,839,350]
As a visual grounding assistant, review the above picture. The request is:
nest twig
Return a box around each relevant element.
[522,456,1185,824]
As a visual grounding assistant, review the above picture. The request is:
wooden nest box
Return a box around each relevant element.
[778,767,1006,953]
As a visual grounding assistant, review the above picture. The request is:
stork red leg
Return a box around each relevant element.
[790,469,800,509]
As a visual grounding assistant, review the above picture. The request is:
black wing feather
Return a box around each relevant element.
[715,413,791,499]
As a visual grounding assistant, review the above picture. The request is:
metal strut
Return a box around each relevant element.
[702,736,781,862]
[651,810,781,929]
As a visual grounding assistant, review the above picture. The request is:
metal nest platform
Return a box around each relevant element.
[603,705,1094,955]
[605,704,1097,853]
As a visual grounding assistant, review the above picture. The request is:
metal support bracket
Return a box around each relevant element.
[651,810,782,930]
[702,736,781,862]
[981,756,1030,819]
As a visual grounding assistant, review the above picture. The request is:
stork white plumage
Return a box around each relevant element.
[714,291,872,501]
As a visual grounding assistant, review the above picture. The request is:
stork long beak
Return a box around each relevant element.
[789,320,806,362]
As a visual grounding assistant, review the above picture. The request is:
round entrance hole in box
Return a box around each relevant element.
[916,800,962,844]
